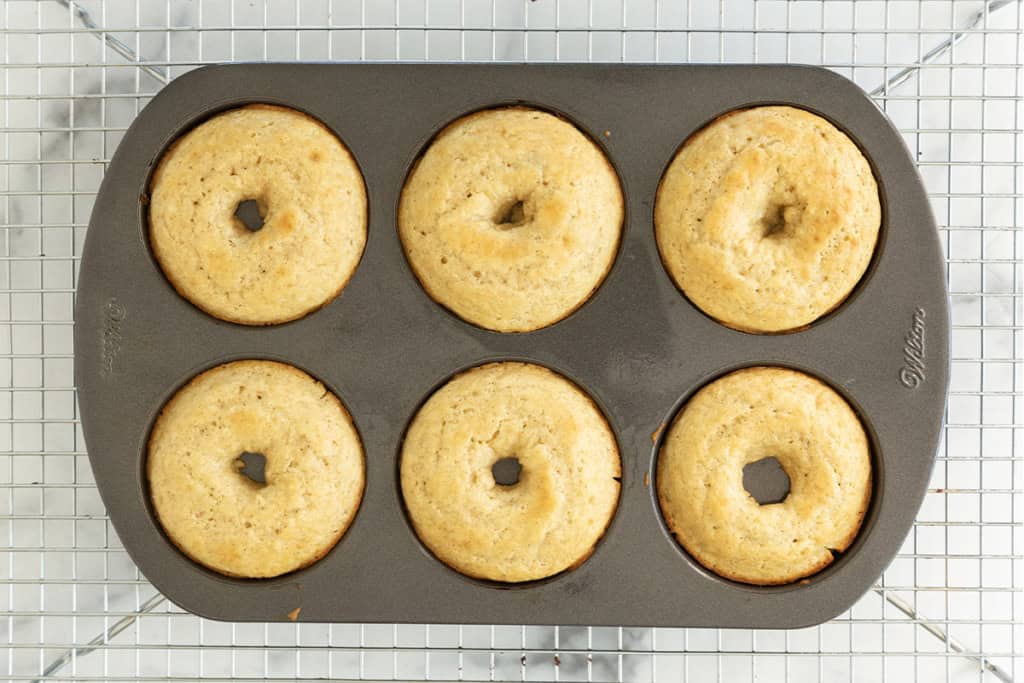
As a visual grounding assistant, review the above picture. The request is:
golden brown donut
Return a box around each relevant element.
[399,107,623,332]
[657,366,872,585]
[147,360,364,578]
[149,105,366,325]
[400,362,621,581]
[655,106,880,333]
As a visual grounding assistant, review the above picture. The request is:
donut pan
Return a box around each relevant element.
[75,64,949,628]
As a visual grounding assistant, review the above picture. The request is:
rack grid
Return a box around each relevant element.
[1,0,1021,681]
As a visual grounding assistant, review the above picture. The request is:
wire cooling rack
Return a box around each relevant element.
[1,0,1021,681]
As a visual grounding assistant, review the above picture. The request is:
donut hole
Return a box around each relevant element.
[742,456,790,505]
[760,203,787,237]
[493,198,528,229]
[234,198,266,233]
[759,201,800,239]
[234,450,268,486]
[491,456,523,487]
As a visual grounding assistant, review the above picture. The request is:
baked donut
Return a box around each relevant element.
[398,107,623,332]
[149,104,366,325]
[655,106,880,333]
[400,362,620,582]
[147,360,364,578]
[656,366,872,585]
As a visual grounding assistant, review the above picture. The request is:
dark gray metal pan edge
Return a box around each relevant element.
[74,63,950,627]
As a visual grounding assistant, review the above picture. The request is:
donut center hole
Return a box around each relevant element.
[234,199,265,232]
[760,203,790,238]
[491,456,522,487]
[234,451,267,486]
[743,456,790,505]
[494,199,527,229]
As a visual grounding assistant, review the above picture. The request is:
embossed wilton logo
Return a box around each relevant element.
[899,307,926,389]
[100,298,126,376]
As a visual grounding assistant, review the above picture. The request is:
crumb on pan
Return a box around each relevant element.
[651,423,665,444]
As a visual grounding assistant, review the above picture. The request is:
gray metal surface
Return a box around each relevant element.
[73,63,950,628]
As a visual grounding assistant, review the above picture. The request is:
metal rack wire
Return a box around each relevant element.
[1,0,1021,681]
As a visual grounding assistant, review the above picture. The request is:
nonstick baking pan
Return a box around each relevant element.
[74,64,950,628]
